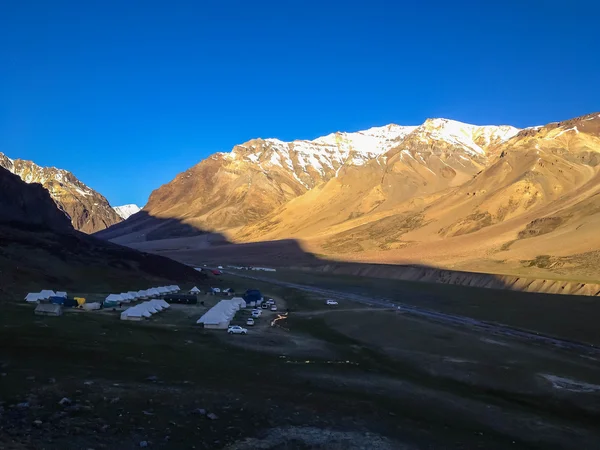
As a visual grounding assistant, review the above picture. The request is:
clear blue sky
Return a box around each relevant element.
[1,0,598,207]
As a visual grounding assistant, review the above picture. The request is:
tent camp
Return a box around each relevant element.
[157,287,169,294]
[25,293,41,303]
[120,307,143,321]
[189,286,201,294]
[127,291,140,300]
[39,290,56,300]
[35,303,62,316]
[137,290,148,299]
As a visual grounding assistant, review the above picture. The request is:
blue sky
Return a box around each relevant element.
[1,0,598,207]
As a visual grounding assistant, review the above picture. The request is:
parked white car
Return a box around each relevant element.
[228,326,247,335]
[270,305,278,311]
[266,299,275,305]
[251,309,261,318]
[326,300,338,305]
[246,318,255,326]
[217,265,224,269]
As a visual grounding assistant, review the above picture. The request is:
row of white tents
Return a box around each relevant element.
[25,290,67,303]
[105,285,180,304]
[120,299,170,321]
[196,297,247,329]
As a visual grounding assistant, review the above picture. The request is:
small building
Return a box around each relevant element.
[82,302,100,311]
[189,286,201,294]
[35,303,63,316]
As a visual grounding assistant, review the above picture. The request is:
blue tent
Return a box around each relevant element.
[49,296,65,305]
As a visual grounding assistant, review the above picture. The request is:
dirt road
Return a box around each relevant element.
[225,270,600,357]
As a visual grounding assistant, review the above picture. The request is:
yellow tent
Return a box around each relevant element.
[75,297,86,307]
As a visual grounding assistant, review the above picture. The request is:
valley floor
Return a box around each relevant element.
[1,272,600,449]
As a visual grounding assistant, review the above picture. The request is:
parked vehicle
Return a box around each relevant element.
[270,305,278,311]
[211,287,221,293]
[227,326,247,335]
[246,318,255,326]
[261,303,268,309]
[251,309,262,317]
[223,288,231,293]
[266,299,275,305]
[326,300,338,305]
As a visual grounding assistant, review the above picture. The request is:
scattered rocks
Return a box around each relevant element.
[146,376,159,382]
[207,412,219,420]
[48,377,56,384]
[33,419,43,427]
[84,380,94,386]
[139,440,149,447]
[193,408,207,416]
[16,402,30,409]
[59,397,72,406]
[142,410,154,416]
[110,397,120,404]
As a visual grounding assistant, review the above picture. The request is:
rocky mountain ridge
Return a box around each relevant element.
[98,112,600,283]
[0,153,122,233]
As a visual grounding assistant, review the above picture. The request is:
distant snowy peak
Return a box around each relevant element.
[114,204,141,220]
[416,118,521,156]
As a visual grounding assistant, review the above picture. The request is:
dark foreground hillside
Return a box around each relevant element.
[0,167,206,299]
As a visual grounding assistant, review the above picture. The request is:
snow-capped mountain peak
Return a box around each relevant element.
[114,204,141,220]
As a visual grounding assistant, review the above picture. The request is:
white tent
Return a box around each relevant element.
[147,288,160,297]
[106,294,123,302]
[142,302,159,314]
[148,299,164,311]
[120,307,143,321]
[135,305,152,318]
[137,290,148,299]
[120,293,134,302]
[55,291,68,298]
[35,303,62,316]
[157,299,170,309]
[157,287,169,294]
[189,286,201,294]
[231,297,247,309]
[39,290,56,300]
[25,293,42,303]
[127,291,140,300]
[197,299,238,329]
[173,285,181,292]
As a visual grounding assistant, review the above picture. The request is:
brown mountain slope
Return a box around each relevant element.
[98,112,600,282]
[0,152,122,233]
